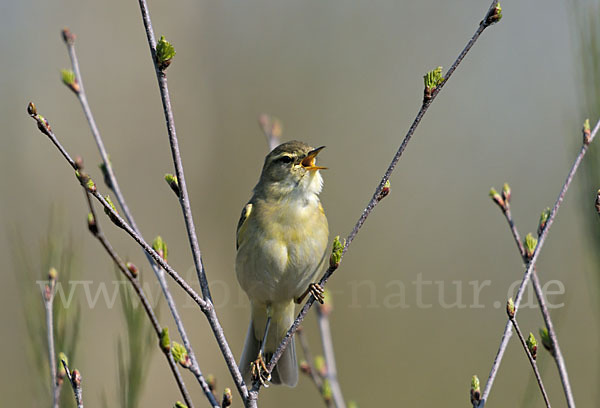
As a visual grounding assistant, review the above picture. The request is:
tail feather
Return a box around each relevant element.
[239,301,298,387]
[268,337,297,386]
[239,319,261,385]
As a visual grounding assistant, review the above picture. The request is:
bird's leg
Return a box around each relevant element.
[251,305,272,387]
[295,282,325,304]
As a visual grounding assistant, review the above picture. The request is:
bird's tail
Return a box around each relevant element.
[239,301,298,387]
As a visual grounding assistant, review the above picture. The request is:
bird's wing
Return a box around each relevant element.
[236,202,253,250]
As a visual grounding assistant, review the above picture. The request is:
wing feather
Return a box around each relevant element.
[236,202,253,249]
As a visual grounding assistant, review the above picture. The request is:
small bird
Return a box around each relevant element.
[236,140,329,387]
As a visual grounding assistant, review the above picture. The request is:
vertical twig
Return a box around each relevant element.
[134,0,249,402]
[43,269,59,408]
[316,304,346,408]
[259,114,282,152]
[135,0,212,303]
[478,119,600,407]
[61,29,216,406]
[297,328,325,391]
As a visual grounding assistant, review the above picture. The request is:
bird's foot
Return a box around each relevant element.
[251,353,271,387]
[296,282,325,304]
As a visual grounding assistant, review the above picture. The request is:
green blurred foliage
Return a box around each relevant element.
[115,268,157,408]
[10,210,81,407]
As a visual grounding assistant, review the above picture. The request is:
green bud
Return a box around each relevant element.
[377,179,391,201]
[526,332,537,360]
[48,267,58,281]
[104,195,121,226]
[583,118,591,145]
[152,236,168,262]
[423,66,444,100]
[171,341,189,367]
[502,182,511,203]
[537,207,551,236]
[165,173,180,198]
[524,233,537,259]
[348,402,359,408]
[485,2,503,25]
[207,374,216,392]
[470,375,481,405]
[329,236,345,269]
[126,262,139,278]
[222,388,232,408]
[174,402,187,408]
[314,355,327,377]
[506,298,515,318]
[322,379,332,402]
[160,327,171,352]
[98,161,113,189]
[58,352,68,379]
[85,177,96,193]
[156,36,176,70]
[539,328,553,353]
[60,69,80,93]
[75,170,96,193]
[489,187,505,209]
[87,213,98,235]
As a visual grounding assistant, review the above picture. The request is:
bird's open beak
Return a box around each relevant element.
[301,146,327,171]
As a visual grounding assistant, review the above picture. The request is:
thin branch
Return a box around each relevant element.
[495,199,575,407]
[134,0,250,402]
[259,114,282,152]
[61,359,83,408]
[83,191,196,408]
[254,1,502,398]
[27,105,208,310]
[507,301,551,408]
[296,327,326,392]
[61,29,216,406]
[316,304,346,408]
[135,0,212,303]
[42,270,59,408]
[27,105,246,405]
[478,119,600,406]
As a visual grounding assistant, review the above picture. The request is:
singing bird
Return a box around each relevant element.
[236,140,329,387]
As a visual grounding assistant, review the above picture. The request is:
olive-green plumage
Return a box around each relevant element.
[236,140,329,386]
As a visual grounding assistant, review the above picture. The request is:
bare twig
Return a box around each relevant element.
[259,114,282,151]
[61,359,83,408]
[316,303,346,408]
[254,1,503,399]
[27,104,246,405]
[61,29,217,406]
[83,190,196,408]
[42,268,59,408]
[493,194,575,407]
[134,0,250,402]
[297,328,325,391]
[478,119,600,407]
[507,300,551,407]
[135,0,212,303]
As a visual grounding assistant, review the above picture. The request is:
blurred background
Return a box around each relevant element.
[1,0,599,406]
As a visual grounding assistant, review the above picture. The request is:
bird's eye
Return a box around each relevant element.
[277,156,294,164]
